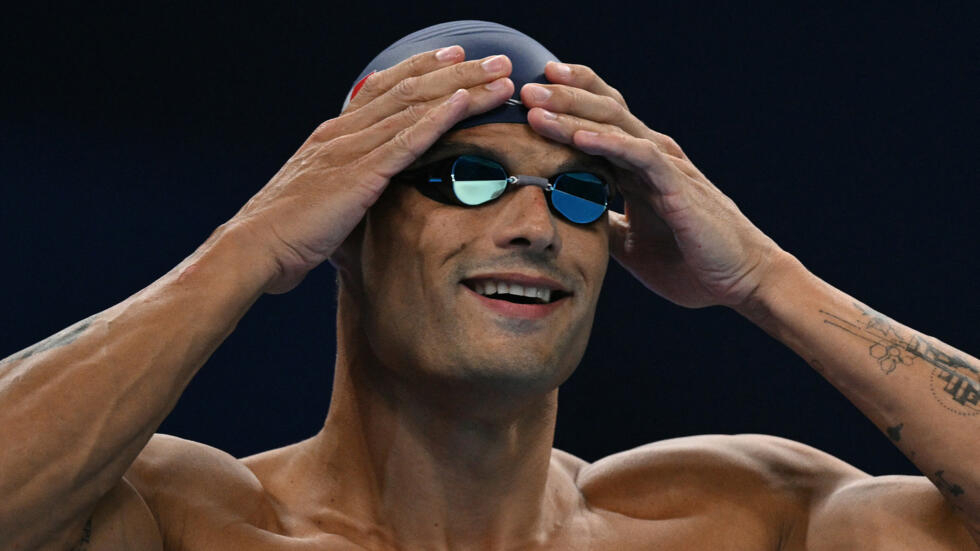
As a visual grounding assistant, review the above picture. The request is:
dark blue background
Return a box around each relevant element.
[2,4,976,476]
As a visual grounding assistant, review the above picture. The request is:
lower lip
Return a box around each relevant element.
[462,284,567,320]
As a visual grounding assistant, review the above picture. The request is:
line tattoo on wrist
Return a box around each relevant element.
[820,304,979,416]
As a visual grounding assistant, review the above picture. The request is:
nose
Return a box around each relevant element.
[490,185,562,254]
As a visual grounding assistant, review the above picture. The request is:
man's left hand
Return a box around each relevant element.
[521,62,783,309]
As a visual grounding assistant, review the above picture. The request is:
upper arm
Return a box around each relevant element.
[62,433,276,551]
[808,475,979,551]
[579,434,978,550]
[74,476,164,551]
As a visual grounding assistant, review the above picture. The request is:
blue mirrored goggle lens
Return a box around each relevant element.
[551,172,608,223]
[451,155,507,205]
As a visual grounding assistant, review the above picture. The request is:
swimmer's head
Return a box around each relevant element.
[341,20,559,128]
[334,23,608,406]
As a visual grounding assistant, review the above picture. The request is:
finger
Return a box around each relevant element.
[329,78,514,163]
[521,83,648,137]
[544,61,627,108]
[358,88,472,182]
[607,210,631,259]
[560,122,707,180]
[344,46,465,112]
[522,82,687,161]
[526,107,625,145]
[572,130,687,197]
[337,54,512,135]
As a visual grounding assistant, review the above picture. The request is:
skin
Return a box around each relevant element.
[1,46,978,550]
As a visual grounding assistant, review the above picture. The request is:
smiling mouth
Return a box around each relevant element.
[461,279,571,305]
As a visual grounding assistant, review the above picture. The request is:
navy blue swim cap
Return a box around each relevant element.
[342,20,560,129]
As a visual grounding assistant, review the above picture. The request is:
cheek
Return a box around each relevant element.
[570,221,610,294]
[358,193,471,365]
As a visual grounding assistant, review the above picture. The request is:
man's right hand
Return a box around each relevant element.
[229,46,514,294]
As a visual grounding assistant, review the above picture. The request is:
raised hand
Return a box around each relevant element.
[230,47,515,293]
[520,62,781,308]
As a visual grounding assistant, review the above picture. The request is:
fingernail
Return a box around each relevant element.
[436,45,462,61]
[485,78,508,92]
[551,62,572,79]
[540,109,558,121]
[482,55,505,73]
[449,88,467,103]
[578,130,599,139]
[526,84,551,102]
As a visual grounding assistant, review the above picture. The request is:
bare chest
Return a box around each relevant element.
[170,505,778,551]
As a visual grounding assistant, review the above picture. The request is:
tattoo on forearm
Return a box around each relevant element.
[933,470,966,498]
[886,422,903,442]
[820,304,979,416]
[70,516,92,550]
[1,315,97,365]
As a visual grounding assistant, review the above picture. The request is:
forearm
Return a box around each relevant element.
[0,223,273,542]
[737,252,980,525]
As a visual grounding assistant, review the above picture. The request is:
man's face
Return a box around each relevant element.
[355,124,610,396]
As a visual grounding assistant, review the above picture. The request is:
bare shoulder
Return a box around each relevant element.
[807,475,978,550]
[576,434,977,550]
[122,434,282,547]
[577,433,863,518]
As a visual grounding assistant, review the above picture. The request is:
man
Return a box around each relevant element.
[1,20,977,550]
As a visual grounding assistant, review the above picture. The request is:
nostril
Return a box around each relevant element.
[509,237,532,247]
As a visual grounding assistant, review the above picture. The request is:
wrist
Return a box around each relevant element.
[172,221,282,298]
[732,250,814,333]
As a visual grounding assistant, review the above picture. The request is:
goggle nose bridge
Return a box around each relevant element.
[505,175,552,191]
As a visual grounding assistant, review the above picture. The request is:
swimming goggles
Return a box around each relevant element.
[394,154,609,224]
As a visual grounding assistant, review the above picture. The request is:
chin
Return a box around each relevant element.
[434,345,579,396]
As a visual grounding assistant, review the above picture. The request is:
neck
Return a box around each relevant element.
[308,288,576,550]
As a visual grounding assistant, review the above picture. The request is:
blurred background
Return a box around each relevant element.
[1,3,976,475]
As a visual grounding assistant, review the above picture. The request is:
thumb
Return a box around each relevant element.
[607,208,631,260]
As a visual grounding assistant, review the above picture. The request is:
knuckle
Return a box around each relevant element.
[609,88,628,107]
[450,61,469,80]
[312,119,337,140]
[357,72,382,97]
[392,76,419,101]
[601,94,622,115]
[391,127,415,152]
[407,51,428,72]
[663,136,684,156]
[557,86,583,110]
[402,102,427,124]
[574,63,597,82]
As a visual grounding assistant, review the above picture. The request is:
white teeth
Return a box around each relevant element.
[471,279,558,303]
